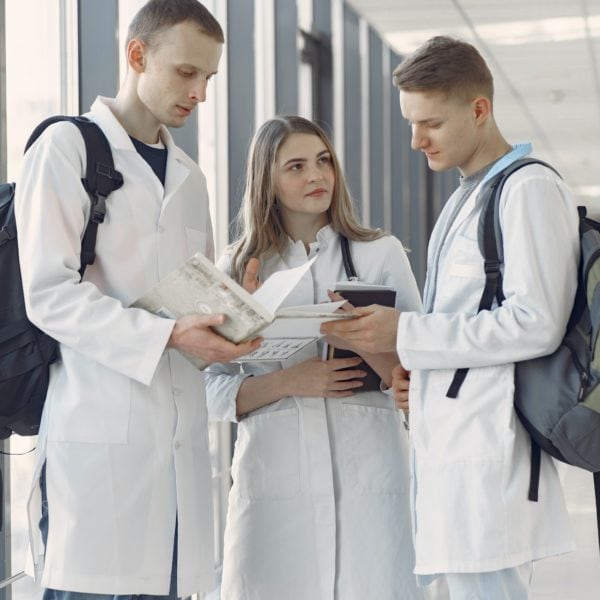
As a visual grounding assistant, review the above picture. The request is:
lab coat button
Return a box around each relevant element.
[158,225,165,234]
[174,441,181,450]
[172,387,183,396]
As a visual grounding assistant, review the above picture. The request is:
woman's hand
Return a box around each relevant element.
[391,363,410,412]
[235,355,368,417]
[285,356,367,398]
[242,257,261,293]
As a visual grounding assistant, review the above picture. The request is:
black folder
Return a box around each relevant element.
[327,284,396,392]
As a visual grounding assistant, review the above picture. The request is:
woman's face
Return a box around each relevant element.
[272,133,335,222]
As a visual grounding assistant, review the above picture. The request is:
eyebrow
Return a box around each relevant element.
[408,117,442,125]
[282,149,330,167]
[177,63,218,76]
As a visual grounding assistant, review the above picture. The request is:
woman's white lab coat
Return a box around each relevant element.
[206,226,427,600]
[15,97,216,596]
[397,163,578,577]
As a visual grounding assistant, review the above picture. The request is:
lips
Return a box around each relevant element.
[176,105,193,116]
[307,188,328,197]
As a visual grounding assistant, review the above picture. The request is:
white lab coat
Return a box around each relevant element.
[206,226,428,600]
[15,97,216,596]
[397,162,578,576]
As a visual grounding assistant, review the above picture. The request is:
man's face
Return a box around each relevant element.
[136,21,223,128]
[400,89,481,176]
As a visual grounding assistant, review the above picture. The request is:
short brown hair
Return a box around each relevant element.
[126,0,224,48]
[392,36,493,103]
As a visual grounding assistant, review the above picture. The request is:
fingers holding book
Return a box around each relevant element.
[167,313,262,365]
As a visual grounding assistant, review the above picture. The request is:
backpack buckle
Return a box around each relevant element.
[484,259,500,275]
[90,194,107,224]
[95,163,124,197]
[96,163,116,180]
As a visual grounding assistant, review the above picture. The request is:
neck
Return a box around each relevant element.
[112,79,162,145]
[281,212,329,253]
[461,123,512,178]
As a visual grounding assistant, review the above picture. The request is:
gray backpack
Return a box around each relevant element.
[446,158,600,546]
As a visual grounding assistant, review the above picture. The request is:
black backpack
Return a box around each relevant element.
[0,116,123,440]
[446,158,600,549]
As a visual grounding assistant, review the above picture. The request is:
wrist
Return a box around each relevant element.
[165,320,178,350]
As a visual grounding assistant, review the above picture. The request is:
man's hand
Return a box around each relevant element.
[320,305,400,354]
[242,258,261,293]
[391,363,410,412]
[167,314,262,364]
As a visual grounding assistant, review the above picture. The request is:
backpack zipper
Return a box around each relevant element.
[564,339,588,400]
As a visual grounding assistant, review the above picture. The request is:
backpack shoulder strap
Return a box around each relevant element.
[25,116,124,277]
[446,158,561,399]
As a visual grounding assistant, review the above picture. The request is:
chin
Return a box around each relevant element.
[166,118,187,129]
[427,160,452,173]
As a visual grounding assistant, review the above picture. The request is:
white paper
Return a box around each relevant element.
[234,338,317,362]
[252,256,317,313]
[262,300,348,338]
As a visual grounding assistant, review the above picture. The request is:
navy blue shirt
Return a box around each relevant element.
[130,137,168,187]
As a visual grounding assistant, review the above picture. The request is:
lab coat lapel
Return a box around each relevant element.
[422,181,485,312]
[161,129,191,213]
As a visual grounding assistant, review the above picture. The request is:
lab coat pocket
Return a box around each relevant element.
[437,234,485,308]
[342,404,410,495]
[46,359,131,444]
[184,226,207,256]
[232,407,301,500]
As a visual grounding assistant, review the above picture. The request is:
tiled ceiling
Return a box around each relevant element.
[346,0,600,205]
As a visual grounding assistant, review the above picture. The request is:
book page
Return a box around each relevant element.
[233,337,317,362]
[132,252,273,345]
[252,256,317,313]
[262,300,349,338]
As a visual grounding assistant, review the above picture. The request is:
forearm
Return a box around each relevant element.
[359,351,400,387]
[235,369,294,417]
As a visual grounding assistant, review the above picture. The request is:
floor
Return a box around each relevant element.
[9,446,599,599]
[426,463,600,599]
[529,464,600,600]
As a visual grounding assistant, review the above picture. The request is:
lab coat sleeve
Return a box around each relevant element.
[397,172,579,370]
[15,122,174,386]
[379,235,423,312]
[205,253,251,422]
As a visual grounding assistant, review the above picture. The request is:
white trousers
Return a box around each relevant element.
[439,562,533,600]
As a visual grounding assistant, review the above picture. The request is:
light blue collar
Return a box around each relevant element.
[481,142,532,185]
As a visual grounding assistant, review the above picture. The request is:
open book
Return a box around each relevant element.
[132,252,348,367]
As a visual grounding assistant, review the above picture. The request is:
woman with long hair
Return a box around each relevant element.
[206,116,426,599]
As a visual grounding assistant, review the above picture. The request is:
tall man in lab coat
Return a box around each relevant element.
[15,1,260,599]
[321,36,578,599]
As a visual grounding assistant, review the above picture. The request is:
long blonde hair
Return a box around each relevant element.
[229,115,384,283]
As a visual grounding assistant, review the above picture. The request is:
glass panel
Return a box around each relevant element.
[5,2,75,598]
[5,0,63,180]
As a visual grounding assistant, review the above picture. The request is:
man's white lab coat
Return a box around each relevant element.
[398,162,578,576]
[16,97,216,596]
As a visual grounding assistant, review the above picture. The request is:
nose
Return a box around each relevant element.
[411,125,426,151]
[308,163,325,183]
[190,78,208,103]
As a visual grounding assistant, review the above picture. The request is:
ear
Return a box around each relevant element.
[127,38,147,74]
[472,96,492,125]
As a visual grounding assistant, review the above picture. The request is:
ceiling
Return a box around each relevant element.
[346,0,600,206]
